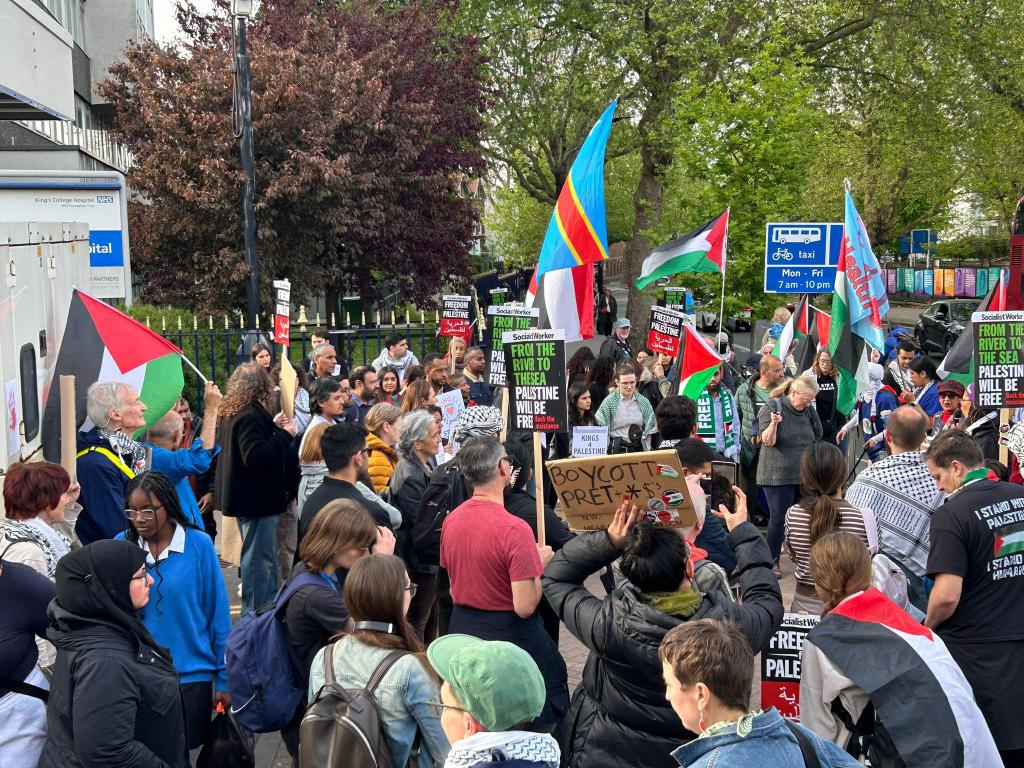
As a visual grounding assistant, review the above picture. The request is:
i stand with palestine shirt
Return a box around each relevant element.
[927,472,1024,749]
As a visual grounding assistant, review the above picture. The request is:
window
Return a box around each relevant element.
[19,344,39,443]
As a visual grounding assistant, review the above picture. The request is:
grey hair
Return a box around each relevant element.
[311,343,335,361]
[458,436,505,487]
[143,409,183,442]
[86,381,130,428]
[397,409,435,460]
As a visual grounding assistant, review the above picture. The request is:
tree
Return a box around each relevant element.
[100,0,485,313]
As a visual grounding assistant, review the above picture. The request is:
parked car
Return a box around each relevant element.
[914,299,979,354]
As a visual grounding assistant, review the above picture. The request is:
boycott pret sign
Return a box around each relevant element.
[546,450,697,531]
[647,306,687,357]
[761,613,820,722]
[487,305,540,387]
[973,311,1024,408]
[502,329,567,432]
[441,294,472,338]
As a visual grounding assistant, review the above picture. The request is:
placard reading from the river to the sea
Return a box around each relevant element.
[646,306,687,357]
[546,450,697,531]
[761,613,820,722]
[487,305,540,387]
[440,294,472,338]
[973,311,1024,408]
[502,329,567,432]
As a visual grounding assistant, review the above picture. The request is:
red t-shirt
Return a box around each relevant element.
[440,497,543,611]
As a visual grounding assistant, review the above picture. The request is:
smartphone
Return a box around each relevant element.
[710,460,738,514]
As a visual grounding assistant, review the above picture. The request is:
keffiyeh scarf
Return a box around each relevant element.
[453,406,504,443]
[100,427,150,474]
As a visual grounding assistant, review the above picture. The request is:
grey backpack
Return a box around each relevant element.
[299,645,416,768]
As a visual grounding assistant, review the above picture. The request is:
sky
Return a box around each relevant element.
[154,0,216,45]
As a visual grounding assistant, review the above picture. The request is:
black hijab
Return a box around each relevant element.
[54,540,170,659]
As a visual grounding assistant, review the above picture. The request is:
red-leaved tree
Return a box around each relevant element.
[100,0,485,313]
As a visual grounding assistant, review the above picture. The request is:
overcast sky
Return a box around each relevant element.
[154,0,216,45]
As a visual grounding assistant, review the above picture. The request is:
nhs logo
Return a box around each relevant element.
[89,230,123,267]
[95,195,115,204]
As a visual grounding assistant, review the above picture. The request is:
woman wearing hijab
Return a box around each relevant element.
[39,539,187,767]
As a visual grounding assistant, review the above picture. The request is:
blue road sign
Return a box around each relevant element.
[764,222,843,294]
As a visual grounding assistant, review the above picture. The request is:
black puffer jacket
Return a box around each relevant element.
[541,522,783,768]
[39,603,186,768]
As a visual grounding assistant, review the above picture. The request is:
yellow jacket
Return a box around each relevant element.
[365,432,398,492]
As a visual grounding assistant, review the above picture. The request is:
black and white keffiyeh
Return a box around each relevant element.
[100,427,150,474]
[453,406,503,443]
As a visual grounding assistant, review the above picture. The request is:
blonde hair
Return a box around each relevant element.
[365,403,402,435]
[772,306,792,325]
[770,375,818,400]
[809,531,872,613]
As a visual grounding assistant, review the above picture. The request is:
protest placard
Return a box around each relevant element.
[502,329,567,432]
[571,426,608,458]
[273,279,291,346]
[973,311,1024,408]
[760,613,820,722]
[441,294,472,338]
[647,306,687,357]
[436,388,465,454]
[546,450,698,531]
[487,305,540,387]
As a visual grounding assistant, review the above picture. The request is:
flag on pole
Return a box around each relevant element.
[938,271,1007,385]
[525,263,595,342]
[841,188,889,350]
[676,325,723,399]
[42,289,186,461]
[829,235,868,416]
[535,101,617,278]
[814,305,832,349]
[636,209,729,291]
[772,295,810,361]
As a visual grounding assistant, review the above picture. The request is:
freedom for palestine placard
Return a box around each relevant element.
[502,329,567,432]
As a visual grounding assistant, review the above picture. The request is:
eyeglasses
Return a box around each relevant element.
[427,698,467,718]
[405,583,418,598]
[359,446,371,455]
[130,571,149,582]
[125,505,162,521]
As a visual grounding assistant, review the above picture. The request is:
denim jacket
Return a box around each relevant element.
[670,709,860,768]
[308,636,450,766]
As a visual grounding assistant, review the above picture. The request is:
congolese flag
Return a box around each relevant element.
[42,289,185,461]
[676,326,722,399]
[636,209,729,291]
[535,101,616,278]
[938,270,1006,385]
[804,589,1001,767]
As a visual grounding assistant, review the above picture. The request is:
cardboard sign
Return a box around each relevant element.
[973,311,1024,408]
[647,306,687,357]
[546,449,697,531]
[761,613,820,722]
[571,426,608,457]
[487,305,540,387]
[441,294,472,338]
[502,329,568,432]
[273,279,291,345]
[436,388,465,453]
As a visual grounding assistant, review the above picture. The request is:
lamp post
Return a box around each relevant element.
[231,0,260,329]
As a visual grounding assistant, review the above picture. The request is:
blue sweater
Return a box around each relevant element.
[116,526,231,689]
[147,439,219,528]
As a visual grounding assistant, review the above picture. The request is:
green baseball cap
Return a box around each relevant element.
[427,634,545,731]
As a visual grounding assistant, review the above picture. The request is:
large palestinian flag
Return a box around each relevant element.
[676,326,723,399]
[42,289,185,461]
[938,271,1006,385]
[805,589,1001,767]
[635,209,728,291]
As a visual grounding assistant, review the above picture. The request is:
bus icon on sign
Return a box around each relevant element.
[772,226,821,245]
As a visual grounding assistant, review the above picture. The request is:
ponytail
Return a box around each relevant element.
[799,442,848,543]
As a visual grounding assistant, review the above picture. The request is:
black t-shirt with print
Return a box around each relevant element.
[815,374,838,428]
[928,479,1024,642]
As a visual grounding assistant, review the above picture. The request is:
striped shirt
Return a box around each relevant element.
[785,503,878,588]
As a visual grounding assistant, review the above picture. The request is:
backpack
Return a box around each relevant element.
[411,459,468,567]
[299,645,417,768]
[831,699,905,768]
[225,571,326,732]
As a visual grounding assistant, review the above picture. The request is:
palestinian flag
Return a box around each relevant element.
[938,271,1006,385]
[635,209,728,291]
[994,520,1024,558]
[676,326,722,399]
[42,289,185,461]
[791,305,832,374]
[805,589,1001,767]
[772,294,809,361]
[828,235,867,415]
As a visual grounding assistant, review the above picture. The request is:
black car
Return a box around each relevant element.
[914,299,979,354]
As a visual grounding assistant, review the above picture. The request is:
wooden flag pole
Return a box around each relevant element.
[499,389,509,442]
[59,375,77,482]
[533,431,546,547]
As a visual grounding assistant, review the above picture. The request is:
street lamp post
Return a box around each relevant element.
[231,0,260,329]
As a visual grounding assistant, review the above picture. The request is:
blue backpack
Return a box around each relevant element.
[225,571,326,733]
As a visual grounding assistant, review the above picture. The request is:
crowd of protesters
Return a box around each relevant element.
[1,314,1022,768]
